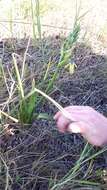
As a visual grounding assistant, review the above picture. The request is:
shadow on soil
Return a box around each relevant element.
[0,36,107,190]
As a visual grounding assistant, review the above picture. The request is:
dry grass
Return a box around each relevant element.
[0,0,106,54]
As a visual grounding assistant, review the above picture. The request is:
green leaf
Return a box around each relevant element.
[37,113,51,120]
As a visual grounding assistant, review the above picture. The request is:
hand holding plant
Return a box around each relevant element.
[54,106,107,146]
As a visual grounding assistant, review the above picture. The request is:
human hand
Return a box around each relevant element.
[54,106,107,146]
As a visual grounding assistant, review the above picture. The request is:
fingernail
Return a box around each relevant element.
[53,115,57,120]
[68,123,81,133]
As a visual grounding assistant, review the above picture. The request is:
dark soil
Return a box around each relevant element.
[0,36,107,190]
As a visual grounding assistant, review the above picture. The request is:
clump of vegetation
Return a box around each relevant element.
[0,2,81,124]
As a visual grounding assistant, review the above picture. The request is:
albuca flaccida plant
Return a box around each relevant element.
[0,0,88,125]
[14,23,80,124]
[0,20,81,125]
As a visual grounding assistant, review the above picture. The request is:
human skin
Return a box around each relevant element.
[54,106,107,146]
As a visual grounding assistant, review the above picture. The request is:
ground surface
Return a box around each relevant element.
[0,37,107,189]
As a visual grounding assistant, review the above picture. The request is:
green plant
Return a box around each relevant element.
[50,144,107,190]
[43,1,90,94]
[46,22,80,93]
[0,2,83,125]
[0,0,88,126]
[12,53,36,124]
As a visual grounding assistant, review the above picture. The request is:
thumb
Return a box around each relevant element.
[68,121,86,134]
